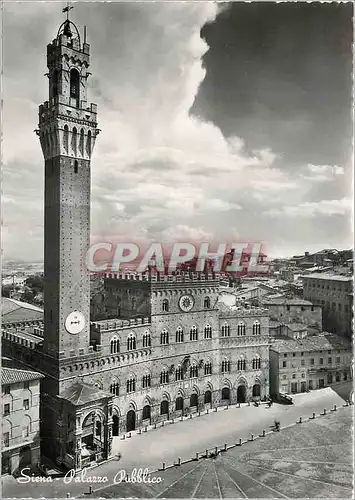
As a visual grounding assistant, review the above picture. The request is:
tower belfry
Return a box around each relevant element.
[38,8,99,359]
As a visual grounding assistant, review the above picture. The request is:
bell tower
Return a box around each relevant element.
[38,9,99,359]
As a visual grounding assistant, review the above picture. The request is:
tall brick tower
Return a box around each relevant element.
[37,9,100,459]
[38,13,98,358]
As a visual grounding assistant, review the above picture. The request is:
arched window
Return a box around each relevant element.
[79,128,85,156]
[142,405,151,420]
[63,125,69,154]
[204,324,212,339]
[142,373,151,388]
[252,357,261,369]
[176,326,184,343]
[74,160,78,174]
[71,127,77,156]
[110,381,120,396]
[175,396,183,411]
[221,387,230,400]
[190,393,198,407]
[221,323,230,337]
[143,331,151,348]
[204,361,212,375]
[204,390,212,404]
[189,365,198,378]
[237,322,246,336]
[253,321,261,335]
[162,299,169,312]
[127,333,136,351]
[110,337,120,354]
[160,400,169,415]
[126,376,136,393]
[204,297,211,309]
[51,69,59,98]
[86,130,92,157]
[160,329,169,345]
[252,384,261,398]
[190,325,198,341]
[70,68,80,107]
[160,370,169,384]
[237,359,247,371]
[175,366,184,381]
[221,359,231,373]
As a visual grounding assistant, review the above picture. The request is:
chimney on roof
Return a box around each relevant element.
[305,252,309,257]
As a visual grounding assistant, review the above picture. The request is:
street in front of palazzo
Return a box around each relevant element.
[2,385,352,499]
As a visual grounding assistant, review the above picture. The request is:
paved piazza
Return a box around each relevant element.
[97,406,354,498]
[2,387,353,498]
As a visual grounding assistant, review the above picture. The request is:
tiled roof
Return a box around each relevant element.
[270,333,351,353]
[2,297,43,314]
[58,382,112,406]
[1,367,44,386]
[2,298,44,324]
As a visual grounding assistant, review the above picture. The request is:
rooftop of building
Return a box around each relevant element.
[284,323,308,331]
[1,367,44,386]
[2,297,44,325]
[263,296,314,306]
[270,332,351,353]
[217,301,268,316]
[301,273,353,282]
[58,382,111,406]
[2,297,43,315]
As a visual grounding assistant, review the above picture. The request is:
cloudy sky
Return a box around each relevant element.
[2,1,353,261]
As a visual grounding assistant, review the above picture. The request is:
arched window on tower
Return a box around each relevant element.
[71,127,77,156]
[70,68,80,107]
[86,130,92,157]
[79,128,85,156]
[63,125,69,154]
[51,69,59,99]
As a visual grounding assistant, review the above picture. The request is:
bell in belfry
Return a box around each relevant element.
[63,19,72,37]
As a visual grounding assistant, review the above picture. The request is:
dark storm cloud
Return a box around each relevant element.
[193,2,353,167]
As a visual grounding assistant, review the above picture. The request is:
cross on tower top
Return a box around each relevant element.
[62,2,74,20]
